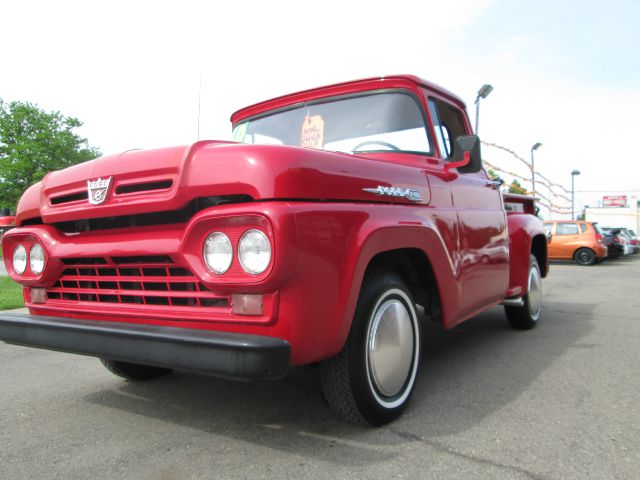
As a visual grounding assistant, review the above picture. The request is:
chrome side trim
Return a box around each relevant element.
[362,186,422,202]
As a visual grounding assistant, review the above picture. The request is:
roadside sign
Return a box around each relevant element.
[603,195,627,207]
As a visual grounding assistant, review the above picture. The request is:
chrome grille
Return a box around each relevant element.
[46,255,228,309]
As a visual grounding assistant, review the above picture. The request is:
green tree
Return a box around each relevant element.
[486,167,499,179]
[508,179,528,195]
[0,100,100,211]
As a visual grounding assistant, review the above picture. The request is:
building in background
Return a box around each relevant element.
[584,194,639,231]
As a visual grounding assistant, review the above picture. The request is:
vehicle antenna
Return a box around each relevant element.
[197,72,202,140]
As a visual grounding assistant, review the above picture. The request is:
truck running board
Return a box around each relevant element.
[501,297,525,307]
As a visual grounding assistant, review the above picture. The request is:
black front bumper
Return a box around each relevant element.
[0,313,290,380]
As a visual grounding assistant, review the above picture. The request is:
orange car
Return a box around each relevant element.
[543,221,608,265]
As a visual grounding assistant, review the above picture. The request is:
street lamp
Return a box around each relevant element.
[530,142,543,194]
[474,84,493,135]
[571,170,581,220]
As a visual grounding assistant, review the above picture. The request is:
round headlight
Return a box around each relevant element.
[13,244,27,275]
[204,232,233,274]
[238,229,271,275]
[30,243,45,274]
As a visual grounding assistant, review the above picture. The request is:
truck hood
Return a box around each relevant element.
[16,141,432,225]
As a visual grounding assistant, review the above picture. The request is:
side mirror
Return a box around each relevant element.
[445,135,483,174]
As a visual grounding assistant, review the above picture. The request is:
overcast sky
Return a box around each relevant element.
[2,0,639,216]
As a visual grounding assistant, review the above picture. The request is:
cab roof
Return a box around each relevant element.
[230,74,467,126]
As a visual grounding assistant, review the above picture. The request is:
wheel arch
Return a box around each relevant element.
[531,233,549,278]
[364,248,442,325]
[336,224,460,349]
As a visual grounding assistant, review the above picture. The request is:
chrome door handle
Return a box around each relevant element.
[485,180,502,190]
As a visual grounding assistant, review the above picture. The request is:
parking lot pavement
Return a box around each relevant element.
[1,256,639,479]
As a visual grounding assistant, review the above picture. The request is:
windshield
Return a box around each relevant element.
[232,92,432,155]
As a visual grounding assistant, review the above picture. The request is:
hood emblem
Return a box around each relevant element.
[363,186,422,202]
[87,177,112,205]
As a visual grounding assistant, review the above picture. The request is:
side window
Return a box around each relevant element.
[580,223,588,233]
[556,223,579,235]
[427,98,467,159]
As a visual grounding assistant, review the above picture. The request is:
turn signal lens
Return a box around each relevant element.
[203,232,233,274]
[231,294,264,316]
[30,243,45,274]
[238,229,271,275]
[12,244,27,274]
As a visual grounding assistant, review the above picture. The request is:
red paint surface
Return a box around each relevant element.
[0,216,15,227]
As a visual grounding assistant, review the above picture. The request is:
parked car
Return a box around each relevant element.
[600,231,622,259]
[543,220,608,265]
[601,230,625,258]
[602,228,634,256]
[621,229,640,254]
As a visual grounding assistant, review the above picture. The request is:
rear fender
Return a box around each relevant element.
[507,214,548,296]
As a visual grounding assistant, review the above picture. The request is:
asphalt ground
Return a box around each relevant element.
[0,256,639,479]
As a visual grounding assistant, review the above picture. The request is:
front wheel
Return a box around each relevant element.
[320,271,421,426]
[505,254,542,330]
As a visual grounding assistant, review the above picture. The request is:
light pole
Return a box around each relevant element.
[571,170,581,220]
[530,142,542,194]
[474,84,493,135]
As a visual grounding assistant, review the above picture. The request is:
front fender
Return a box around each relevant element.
[280,203,460,363]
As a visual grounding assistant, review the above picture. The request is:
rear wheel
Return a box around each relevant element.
[505,254,542,330]
[574,248,596,265]
[99,358,173,381]
[320,271,421,426]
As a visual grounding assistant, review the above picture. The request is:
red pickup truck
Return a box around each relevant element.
[0,75,547,425]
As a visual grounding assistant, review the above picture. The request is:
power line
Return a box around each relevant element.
[575,189,640,193]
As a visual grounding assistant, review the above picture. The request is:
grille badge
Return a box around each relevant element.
[87,177,112,205]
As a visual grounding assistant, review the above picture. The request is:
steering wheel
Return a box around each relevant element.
[352,140,400,152]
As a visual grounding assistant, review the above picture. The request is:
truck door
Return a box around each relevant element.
[427,98,509,321]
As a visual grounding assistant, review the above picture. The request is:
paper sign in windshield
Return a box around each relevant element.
[300,115,324,149]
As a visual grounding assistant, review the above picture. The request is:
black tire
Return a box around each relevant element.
[574,248,596,266]
[320,271,421,426]
[505,254,542,330]
[99,358,173,381]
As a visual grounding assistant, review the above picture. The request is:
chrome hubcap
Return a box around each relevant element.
[528,263,542,320]
[367,298,415,397]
